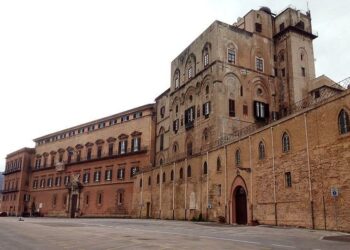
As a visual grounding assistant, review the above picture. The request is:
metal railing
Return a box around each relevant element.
[32,146,148,171]
[157,78,349,167]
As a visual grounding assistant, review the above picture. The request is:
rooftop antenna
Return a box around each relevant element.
[306,0,311,16]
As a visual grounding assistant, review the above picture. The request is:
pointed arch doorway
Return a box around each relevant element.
[234,186,247,224]
[230,176,249,225]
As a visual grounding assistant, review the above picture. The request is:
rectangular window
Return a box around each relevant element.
[204,53,209,67]
[94,170,101,182]
[254,101,269,120]
[229,99,235,117]
[175,77,179,89]
[133,112,142,119]
[105,169,112,181]
[301,67,306,77]
[256,57,264,72]
[97,146,102,158]
[173,119,179,133]
[64,176,70,185]
[282,68,286,77]
[132,137,140,152]
[228,49,236,63]
[83,172,90,184]
[130,166,139,177]
[98,122,105,129]
[67,151,73,163]
[255,23,262,32]
[160,106,165,118]
[121,115,129,122]
[87,148,92,160]
[55,176,61,186]
[285,172,292,187]
[117,168,125,180]
[119,140,127,154]
[76,151,81,162]
[202,102,211,118]
[184,106,195,129]
[108,143,114,156]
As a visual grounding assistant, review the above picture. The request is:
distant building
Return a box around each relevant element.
[0,172,3,211]
[2,6,350,231]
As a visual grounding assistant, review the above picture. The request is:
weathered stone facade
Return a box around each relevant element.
[2,6,350,232]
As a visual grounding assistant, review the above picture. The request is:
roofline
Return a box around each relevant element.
[155,88,170,101]
[6,147,35,159]
[33,103,155,142]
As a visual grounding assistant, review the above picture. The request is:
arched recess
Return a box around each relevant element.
[223,73,241,99]
[185,53,196,81]
[229,175,250,225]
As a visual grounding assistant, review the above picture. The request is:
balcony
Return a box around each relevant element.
[2,167,21,176]
[1,188,19,194]
[32,146,148,172]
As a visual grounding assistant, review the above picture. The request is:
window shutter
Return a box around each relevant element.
[265,104,270,118]
[125,141,128,153]
[105,170,108,180]
[138,137,141,150]
[131,138,134,152]
[254,101,258,118]
[118,141,121,154]
[202,103,206,116]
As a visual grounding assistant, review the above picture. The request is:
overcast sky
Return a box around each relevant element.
[0,0,349,172]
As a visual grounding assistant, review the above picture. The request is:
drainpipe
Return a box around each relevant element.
[173,162,175,220]
[304,113,315,229]
[140,172,143,218]
[159,165,162,219]
[270,127,277,225]
[224,145,228,223]
[206,151,209,221]
[249,136,253,224]
[184,158,187,220]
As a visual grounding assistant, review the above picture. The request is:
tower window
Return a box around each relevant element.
[255,23,262,32]
[285,172,292,187]
[301,67,306,77]
[228,49,236,63]
[229,99,235,117]
[256,57,264,72]
[339,109,350,134]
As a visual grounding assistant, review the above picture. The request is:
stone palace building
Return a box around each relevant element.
[2,6,350,231]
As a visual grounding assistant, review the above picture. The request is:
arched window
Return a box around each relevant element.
[282,132,290,153]
[171,170,174,181]
[235,149,241,165]
[217,157,221,171]
[205,85,209,95]
[174,69,180,89]
[203,161,208,175]
[157,174,160,184]
[203,48,209,67]
[179,168,183,179]
[258,141,265,160]
[159,158,163,166]
[173,143,178,153]
[339,109,350,134]
[148,176,151,186]
[187,165,192,178]
[139,178,142,188]
[162,172,166,183]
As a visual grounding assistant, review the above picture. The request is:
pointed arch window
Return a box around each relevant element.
[339,109,350,134]
[203,161,208,175]
[171,170,174,181]
[258,141,265,160]
[235,149,241,165]
[179,168,183,179]
[282,132,290,153]
[216,157,222,171]
[187,165,192,178]
[162,172,166,183]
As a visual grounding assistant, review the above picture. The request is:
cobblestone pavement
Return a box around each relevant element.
[0,217,349,250]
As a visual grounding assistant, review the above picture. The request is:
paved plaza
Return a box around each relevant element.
[0,217,349,249]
